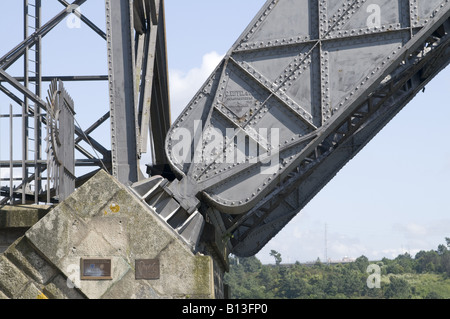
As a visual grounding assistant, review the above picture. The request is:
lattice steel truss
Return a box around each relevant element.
[0,0,171,205]
[161,0,450,258]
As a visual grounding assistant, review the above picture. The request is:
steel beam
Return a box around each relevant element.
[148,0,171,165]
[57,0,107,40]
[0,75,108,83]
[231,23,450,257]
[162,0,450,258]
[0,0,116,204]
[137,1,160,156]
[105,0,139,184]
[0,69,47,111]
[133,0,171,165]
[74,111,110,145]
[0,0,87,70]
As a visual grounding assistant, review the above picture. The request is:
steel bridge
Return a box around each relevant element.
[0,0,170,204]
[0,0,449,265]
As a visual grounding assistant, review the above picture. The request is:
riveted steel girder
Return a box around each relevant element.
[164,0,450,256]
[105,0,139,184]
[106,0,171,185]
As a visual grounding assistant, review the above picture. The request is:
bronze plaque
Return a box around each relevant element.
[80,258,112,280]
[135,259,160,280]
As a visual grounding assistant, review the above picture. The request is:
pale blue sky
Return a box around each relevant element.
[1,1,449,264]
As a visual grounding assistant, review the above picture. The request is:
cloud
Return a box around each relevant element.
[330,237,365,259]
[169,51,224,122]
[372,248,406,259]
[256,218,368,264]
[393,220,450,239]
[403,223,428,237]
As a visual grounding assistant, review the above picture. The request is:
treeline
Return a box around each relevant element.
[224,238,450,299]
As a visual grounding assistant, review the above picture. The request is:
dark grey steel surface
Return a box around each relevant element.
[164,0,450,256]
[50,80,76,202]
[105,0,139,185]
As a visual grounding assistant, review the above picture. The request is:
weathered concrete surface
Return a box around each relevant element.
[0,170,215,299]
[0,229,27,254]
[0,236,86,299]
[0,205,51,254]
[0,205,51,229]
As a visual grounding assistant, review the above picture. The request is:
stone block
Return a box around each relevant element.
[22,170,215,299]
[0,205,50,228]
[101,270,160,299]
[0,289,8,299]
[153,241,214,298]
[62,256,131,299]
[25,203,72,266]
[0,255,29,298]
[61,169,122,222]
[43,274,85,299]
[17,282,47,299]
[4,237,57,285]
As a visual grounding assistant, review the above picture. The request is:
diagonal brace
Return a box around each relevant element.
[57,0,107,40]
[0,0,87,70]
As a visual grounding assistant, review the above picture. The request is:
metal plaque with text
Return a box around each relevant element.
[135,259,160,280]
[80,258,112,280]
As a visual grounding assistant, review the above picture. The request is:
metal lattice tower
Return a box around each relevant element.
[0,0,171,205]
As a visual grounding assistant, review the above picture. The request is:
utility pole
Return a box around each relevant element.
[325,223,328,264]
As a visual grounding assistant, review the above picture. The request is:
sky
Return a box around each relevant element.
[0,1,449,265]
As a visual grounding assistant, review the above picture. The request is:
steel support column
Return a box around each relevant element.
[105,0,139,184]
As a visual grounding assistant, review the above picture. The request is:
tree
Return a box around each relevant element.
[441,250,450,277]
[314,258,322,268]
[354,255,370,272]
[395,253,415,273]
[280,271,307,299]
[425,291,442,299]
[386,263,405,274]
[241,256,262,273]
[437,244,448,256]
[270,250,282,265]
[385,276,411,299]
[340,268,364,297]
[257,266,278,297]
[415,250,440,273]
[385,253,415,274]
[224,237,450,299]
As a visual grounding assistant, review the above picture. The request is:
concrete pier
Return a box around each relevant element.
[0,171,217,299]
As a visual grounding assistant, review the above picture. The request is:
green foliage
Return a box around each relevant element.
[269,250,282,265]
[224,238,450,299]
[385,276,411,299]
